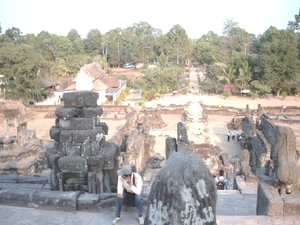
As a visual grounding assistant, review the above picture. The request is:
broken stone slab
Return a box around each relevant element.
[59,128,105,143]
[62,91,99,108]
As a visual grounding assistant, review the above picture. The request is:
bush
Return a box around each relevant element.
[281,91,287,100]
[223,91,231,99]
[251,92,259,99]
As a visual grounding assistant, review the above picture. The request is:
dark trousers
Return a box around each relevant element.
[115,190,143,217]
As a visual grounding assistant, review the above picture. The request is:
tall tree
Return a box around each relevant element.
[166,24,192,65]
[84,29,102,56]
[67,29,81,42]
[260,27,299,95]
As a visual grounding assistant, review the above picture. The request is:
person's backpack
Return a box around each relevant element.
[217,179,225,190]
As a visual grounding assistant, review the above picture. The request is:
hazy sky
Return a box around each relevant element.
[0,0,299,39]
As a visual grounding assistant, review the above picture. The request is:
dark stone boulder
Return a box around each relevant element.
[145,150,217,225]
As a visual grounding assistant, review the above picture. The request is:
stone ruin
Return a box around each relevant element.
[47,91,119,193]
[145,122,217,224]
[241,113,300,216]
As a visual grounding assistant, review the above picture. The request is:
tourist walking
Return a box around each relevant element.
[215,169,228,190]
[111,165,144,225]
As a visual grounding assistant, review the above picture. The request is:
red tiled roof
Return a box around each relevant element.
[82,62,106,80]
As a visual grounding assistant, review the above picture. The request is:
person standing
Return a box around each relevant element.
[232,131,235,140]
[227,131,231,142]
[111,165,144,225]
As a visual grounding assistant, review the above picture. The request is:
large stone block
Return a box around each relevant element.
[63,91,99,108]
[84,106,103,118]
[256,181,283,216]
[72,128,105,143]
[0,188,36,207]
[32,190,80,211]
[99,142,119,170]
[58,156,87,172]
[59,118,95,130]
[49,126,60,141]
[55,107,77,120]
[98,122,108,135]
[77,193,101,212]
[59,130,73,143]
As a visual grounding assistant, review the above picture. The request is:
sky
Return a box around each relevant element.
[0,0,299,39]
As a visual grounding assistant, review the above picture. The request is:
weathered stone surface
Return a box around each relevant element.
[55,107,77,120]
[276,126,299,195]
[77,193,101,212]
[256,181,283,216]
[240,149,251,180]
[49,126,60,141]
[32,190,80,211]
[58,156,87,172]
[165,137,176,159]
[99,142,118,170]
[72,128,105,143]
[84,107,103,118]
[63,91,99,108]
[177,122,190,151]
[145,150,217,225]
[0,188,36,207]
[98,122,108,135]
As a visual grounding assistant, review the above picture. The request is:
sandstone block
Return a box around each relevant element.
[84,106,103,118]
[63,91,99,108]
[58,156,87,172]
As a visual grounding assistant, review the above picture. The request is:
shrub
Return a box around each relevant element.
[223,91,231,99]
[281,91,287,100]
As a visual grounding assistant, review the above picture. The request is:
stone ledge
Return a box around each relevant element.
[257,181,300,216]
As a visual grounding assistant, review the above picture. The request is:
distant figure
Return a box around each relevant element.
[232,131,235,140]
[215,170,228,190]
[199,128,202,135]
[237,134,242,142]
[227,131,231,142]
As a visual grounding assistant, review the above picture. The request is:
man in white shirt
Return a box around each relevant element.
[111,165,144,225]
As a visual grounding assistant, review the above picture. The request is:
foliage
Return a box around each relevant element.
[223,91,231,99]
[115,87,130,105]
[223,85,236,92]
[136,66,183,97]
[281,91,287,99]
[259,27,299,96]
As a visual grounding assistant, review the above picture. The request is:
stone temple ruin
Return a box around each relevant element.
[48,91,119,193]
[1,90,300,221]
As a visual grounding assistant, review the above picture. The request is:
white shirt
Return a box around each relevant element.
[117,172,143,195]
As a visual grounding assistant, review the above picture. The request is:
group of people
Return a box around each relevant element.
[227,130,242,142]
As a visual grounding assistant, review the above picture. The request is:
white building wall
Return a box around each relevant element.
[76,69,93,91]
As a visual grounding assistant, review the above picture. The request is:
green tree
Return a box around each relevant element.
[260,27,300,95]
[166,24,193,66]
[193,31,223,64]
[84,29,102,56]
[67,29,81,42]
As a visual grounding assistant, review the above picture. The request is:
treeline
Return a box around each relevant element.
[0,14,300,101]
